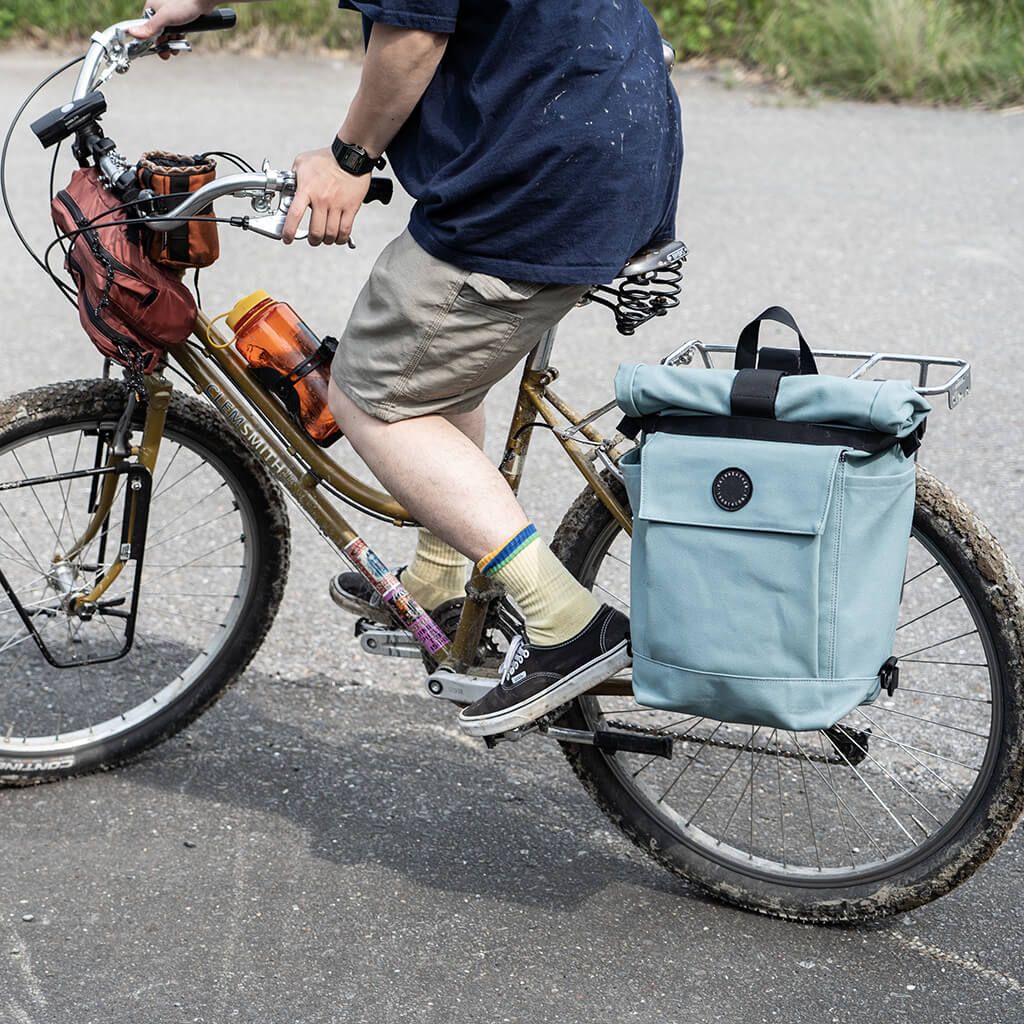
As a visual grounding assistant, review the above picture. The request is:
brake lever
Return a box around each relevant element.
[242,191,356,246]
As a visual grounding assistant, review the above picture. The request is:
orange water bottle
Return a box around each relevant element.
[225,290,341,446]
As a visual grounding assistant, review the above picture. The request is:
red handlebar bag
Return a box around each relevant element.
[51,168,197,375]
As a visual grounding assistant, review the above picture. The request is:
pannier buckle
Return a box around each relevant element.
[879,656,900,697]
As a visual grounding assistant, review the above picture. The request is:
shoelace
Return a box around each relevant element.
[498,635,530,687]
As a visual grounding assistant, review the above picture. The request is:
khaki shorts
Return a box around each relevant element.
[331,230,590,422]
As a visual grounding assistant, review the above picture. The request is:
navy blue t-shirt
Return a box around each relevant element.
[338,1,682,284]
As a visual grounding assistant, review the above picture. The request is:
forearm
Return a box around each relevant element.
[338,24,448,159]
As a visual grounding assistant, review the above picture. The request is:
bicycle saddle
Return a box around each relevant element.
[615,238,688,280]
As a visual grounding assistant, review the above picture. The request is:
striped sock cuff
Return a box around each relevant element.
[477,524,538,576]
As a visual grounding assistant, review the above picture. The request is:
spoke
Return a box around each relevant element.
[686,727,762,828]
[872,704,990,740]
[146,507,238,554]
[150,442,184,497]
[153,459,206,502]
[0,534,48,577]
[901,659,988,668]
[716,726,769,840]
[145,483,231,547]
[857,708,981,771]
[142,539,245,586]
[794,739,822,869]
[658,722,724,804]
[855,709,967,802]
[819,731,856,868]
[603,550,631,570]
[822,734,916,845]
[837,731,942,831]
[629,716,704,778]
[48,432,83,544]
[0,498,47,576]
[791,732,886,860]
[894,686,991,704]
[593,580,629,611]
[896,595,963,631]
[775,731,787,868]
[898,629,978,660]
[11,450,65,552]
[903,561,939,586]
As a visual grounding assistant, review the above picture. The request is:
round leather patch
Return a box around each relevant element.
[712,468,753,511]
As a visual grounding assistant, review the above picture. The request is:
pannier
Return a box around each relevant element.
[616,307,930,732]
[51,167,197,374]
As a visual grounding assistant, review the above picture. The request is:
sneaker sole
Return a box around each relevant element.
[328,576,392,624]
[457,640,632,738]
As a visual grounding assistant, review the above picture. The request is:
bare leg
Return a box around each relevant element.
[328,380,527,562]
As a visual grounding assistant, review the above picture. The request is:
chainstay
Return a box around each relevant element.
[604,719,863,766]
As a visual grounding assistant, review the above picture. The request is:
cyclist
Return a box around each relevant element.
[134,0,683,736]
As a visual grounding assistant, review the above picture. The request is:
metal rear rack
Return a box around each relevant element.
[660,340,971,410]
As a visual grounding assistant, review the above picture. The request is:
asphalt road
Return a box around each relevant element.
[2,44,1024,1024]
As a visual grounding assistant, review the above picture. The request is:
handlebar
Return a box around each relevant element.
[169,9,238,34]
[144,170,394,240]
[59,10,394,243]
[73,8,237,101]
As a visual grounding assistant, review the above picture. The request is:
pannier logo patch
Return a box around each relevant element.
[712,468,753,511]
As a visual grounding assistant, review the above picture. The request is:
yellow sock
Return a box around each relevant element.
[477,524,601,646]
[402,529,469,611]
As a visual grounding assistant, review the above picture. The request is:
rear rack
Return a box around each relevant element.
[659,340,971,410]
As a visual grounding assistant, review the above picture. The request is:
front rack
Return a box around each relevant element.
[659,340,971,410]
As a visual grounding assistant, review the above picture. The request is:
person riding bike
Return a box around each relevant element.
[134,0,683,736]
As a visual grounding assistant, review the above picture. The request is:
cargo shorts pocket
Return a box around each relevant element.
[399,278,529,404]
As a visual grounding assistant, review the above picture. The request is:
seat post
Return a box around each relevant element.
[528,325,558,372]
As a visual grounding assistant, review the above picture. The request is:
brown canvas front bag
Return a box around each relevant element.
[137,151,220,270]
[51,167,197,374]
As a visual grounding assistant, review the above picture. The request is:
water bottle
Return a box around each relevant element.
[225,290,340,446]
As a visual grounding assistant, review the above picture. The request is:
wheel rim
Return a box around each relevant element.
[0,415,257,759]
[575,513,1003,887]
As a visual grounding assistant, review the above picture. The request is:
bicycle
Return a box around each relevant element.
[2,11,1023,925]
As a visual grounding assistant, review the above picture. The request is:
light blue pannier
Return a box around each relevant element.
[615,308,931,732]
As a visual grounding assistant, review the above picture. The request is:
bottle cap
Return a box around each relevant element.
[226,290,273,332]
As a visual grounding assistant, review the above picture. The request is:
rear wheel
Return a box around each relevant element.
[0,379,290,783]
[552,467,1024,922]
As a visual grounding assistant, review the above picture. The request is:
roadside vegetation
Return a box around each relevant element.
[1,0,1021,107]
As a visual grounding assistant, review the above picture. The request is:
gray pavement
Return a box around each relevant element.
[1,45,1024,1024]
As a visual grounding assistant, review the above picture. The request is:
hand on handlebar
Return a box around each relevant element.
[128,0,217,54]
[284,148,372,247]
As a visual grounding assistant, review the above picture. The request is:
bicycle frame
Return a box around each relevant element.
[71,311,635,681]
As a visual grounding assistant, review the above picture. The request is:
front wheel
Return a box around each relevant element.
[552,467,1024,923]
[0,379,291,784]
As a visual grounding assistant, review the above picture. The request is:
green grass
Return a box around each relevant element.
[751,0,1024,106]
[1,0,1021,106]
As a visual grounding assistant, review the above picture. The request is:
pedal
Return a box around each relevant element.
[354,618,421,659]
[423,669,495,704]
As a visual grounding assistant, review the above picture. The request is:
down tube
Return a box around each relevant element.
[170,345,452,660]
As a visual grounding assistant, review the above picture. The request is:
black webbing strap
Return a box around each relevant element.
[643,414,922,455]
[247,336,339,420]
[285,335,338,384]
[730,368,783,418]
[736,306,818,375]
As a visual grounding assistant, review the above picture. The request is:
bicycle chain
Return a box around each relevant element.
[605,718,859,766]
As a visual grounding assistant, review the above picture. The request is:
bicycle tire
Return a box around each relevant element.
[0,378,290,784]
[551,466,1024,922]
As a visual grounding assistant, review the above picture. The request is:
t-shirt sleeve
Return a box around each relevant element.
[337,1,458,33]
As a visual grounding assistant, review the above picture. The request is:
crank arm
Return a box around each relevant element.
[357,623,422,659]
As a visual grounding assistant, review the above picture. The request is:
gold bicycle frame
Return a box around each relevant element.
[74,311,635,682]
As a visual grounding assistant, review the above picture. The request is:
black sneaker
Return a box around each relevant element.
[329,565,409,623]
[458,605,631,737]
